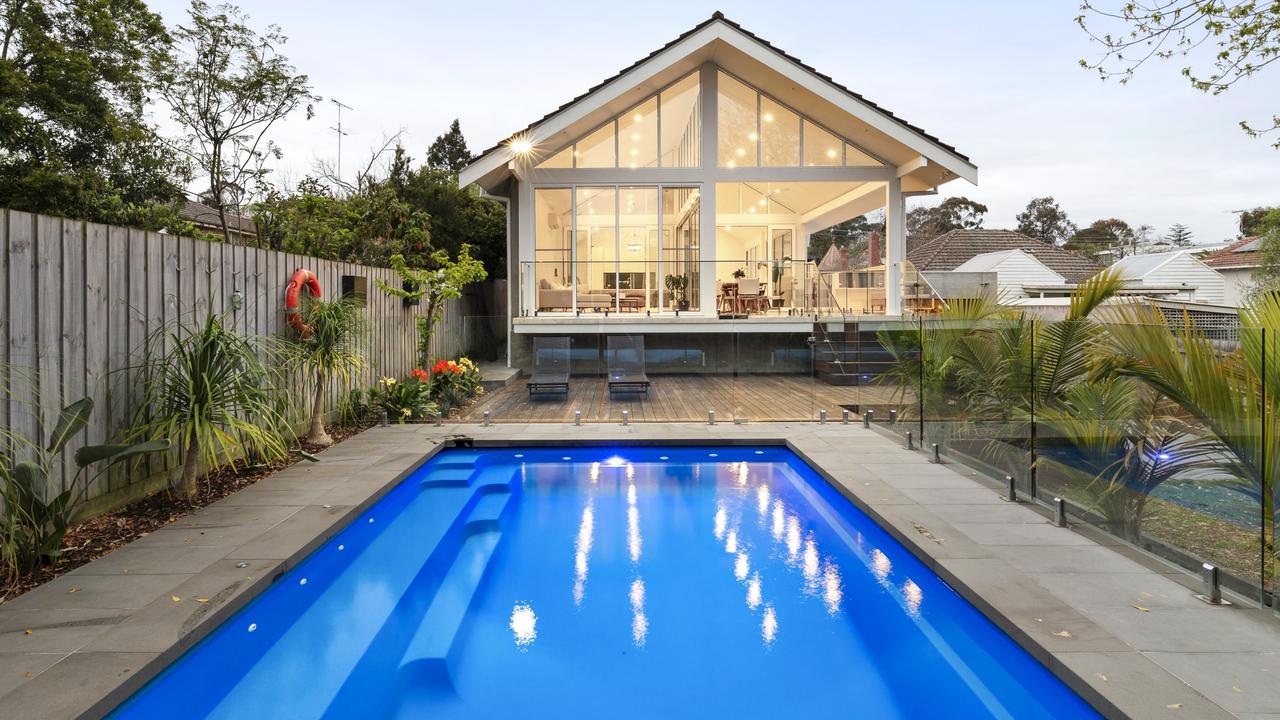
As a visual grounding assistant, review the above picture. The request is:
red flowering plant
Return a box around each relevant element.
[409,368,430,384]
[428,356,483,410]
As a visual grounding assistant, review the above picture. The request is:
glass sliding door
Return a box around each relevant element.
[662,187,700,312]
[619,187,659,311]
[534,184,700,314]
[575,187,617,312]
[533,188,573,313]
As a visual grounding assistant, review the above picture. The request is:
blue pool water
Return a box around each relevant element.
[109,446,1099,719]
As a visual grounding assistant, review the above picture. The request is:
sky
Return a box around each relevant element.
[143,0,1280,244]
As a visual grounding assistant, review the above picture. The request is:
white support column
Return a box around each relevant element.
[697,63,718,316]
[884,177,905,316]
[515,168,535,317]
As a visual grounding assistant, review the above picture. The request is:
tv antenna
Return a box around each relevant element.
[330,98,353,186]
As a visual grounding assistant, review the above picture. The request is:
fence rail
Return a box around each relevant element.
[0,208,484,506]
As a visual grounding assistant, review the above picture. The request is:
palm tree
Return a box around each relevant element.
[130,310,287,499]
[1101,294,1280,516]
[284,295,367,447]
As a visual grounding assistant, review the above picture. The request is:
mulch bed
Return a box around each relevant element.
[0,423,374,603]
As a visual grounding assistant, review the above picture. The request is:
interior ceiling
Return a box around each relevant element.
[719,181,872,215]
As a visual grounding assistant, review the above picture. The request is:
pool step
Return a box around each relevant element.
[397,489,514,687]
[420,467,474,488]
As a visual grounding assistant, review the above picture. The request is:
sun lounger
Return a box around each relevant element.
[607,335,650,397]
[528,337,570,398]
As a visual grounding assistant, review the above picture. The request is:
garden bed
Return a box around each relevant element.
[0,423,374,603]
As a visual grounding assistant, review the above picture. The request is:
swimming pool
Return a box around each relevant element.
[108,446,1099,719]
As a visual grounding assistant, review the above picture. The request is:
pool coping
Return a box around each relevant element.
[0,422,1271,719]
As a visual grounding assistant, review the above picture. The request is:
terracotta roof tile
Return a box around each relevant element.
[1201,235,1260,269]
[907,229,1101,282]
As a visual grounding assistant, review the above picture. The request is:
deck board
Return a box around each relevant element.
[461,375,901,423]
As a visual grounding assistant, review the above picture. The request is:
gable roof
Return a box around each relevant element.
[952,249,1065,279]
[1201,236,1261,270]
[908,229,1101,282]
[459,12,976,190]
[1109,249,1200,278]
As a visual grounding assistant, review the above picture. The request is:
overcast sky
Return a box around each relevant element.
[144,0,1280,244]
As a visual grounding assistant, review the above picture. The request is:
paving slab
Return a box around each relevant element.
[0,421,1272,719]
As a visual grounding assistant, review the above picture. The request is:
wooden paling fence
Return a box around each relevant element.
[0,209,490,508]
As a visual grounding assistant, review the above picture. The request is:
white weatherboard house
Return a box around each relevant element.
[952,250,1068,300]
[1108,249,1227,305]
[459,13,976,367]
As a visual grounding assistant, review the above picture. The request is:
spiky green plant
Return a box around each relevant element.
[282,294,367,446]
[129,310,287,499]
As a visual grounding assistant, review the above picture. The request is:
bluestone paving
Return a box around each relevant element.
[0,421,1272,718]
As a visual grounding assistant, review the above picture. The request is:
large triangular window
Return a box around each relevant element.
[535,73,700,169]
[716,71,884,168]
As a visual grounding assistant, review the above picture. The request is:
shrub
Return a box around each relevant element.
[370,376,437,423]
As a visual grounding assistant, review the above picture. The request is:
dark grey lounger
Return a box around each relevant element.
[528,336,570,398]
[607,335,650,397]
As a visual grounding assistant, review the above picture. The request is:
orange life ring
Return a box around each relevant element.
[284,268,322,335]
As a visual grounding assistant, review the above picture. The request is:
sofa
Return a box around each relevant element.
[537,278,612,311]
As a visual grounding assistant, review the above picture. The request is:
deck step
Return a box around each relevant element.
[397,492,513,687]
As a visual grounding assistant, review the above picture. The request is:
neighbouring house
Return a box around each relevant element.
[457,12,977,369]
[1201,236,1262,306]
[952,249,1069,300]
[178,198,258,245]
[1108,249,1226,305]
[907,229,1101,299]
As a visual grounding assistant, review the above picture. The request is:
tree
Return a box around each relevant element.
[426,119,472,174]
[1016,196,1077,246]
[283,295,366,447]
[130,309,287,500]
[1249,208,1280,289]
[1240,206,1279,237]
[1164,223,1194,246]
[375,248,487,367]
[153,1,319,244]
[1066,218,1136,259]
[809,214,882,261]
[0,0,189,225]
[1078,2,1280,147]
[905,196,988,247]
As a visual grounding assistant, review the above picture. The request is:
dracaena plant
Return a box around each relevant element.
[0,396,169,584]
[129,309,287,499]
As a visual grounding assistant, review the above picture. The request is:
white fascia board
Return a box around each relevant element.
[461,19,977,189]
[708,24,978,184]
[460,25,723,189]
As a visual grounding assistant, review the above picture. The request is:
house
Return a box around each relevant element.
[1109,249,1226,305]
[952,249,1068,299]
[178,198,258,245]
[907,229,1101,299]
[1201,236,1261,306]
[458,12,977,366]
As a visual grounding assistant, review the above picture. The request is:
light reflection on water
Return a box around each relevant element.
[761,606,778,646]
[630,578,648,646]
[510,602,537,649]
[573,501,594,606]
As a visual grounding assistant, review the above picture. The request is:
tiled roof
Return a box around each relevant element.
[179,199,257,235]
[467,12,970,168]
[1201,235,1261,269]
[908,229,1101,282]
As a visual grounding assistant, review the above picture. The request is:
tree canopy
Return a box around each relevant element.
[1016,196,1078,246]
[1078,2,1280,148]
[0,0,190,228]
[905,196,988,248]
[1065,217,1137,260]
[426,119,472,174]
[153,0,319,244]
